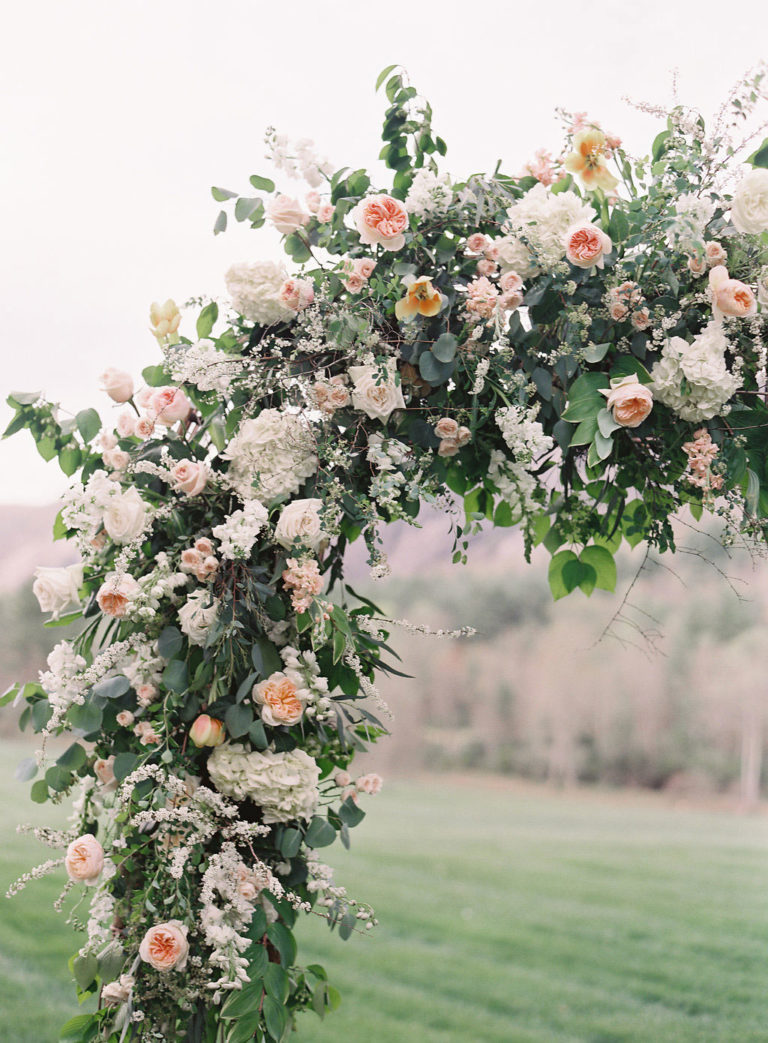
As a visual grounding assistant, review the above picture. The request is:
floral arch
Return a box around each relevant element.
[5,64,768,1042]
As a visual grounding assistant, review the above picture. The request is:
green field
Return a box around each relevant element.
[2,740,768,1043]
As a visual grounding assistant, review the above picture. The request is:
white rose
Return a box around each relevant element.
[178,591,219,646]
[32,563,83,618]
[103,487,147,545]
[101,974,134,1006]
[348,362,406,422]
[99,368,134,403]
[274,498,327,552]
[730,168,768,234]
[266,194,310,234]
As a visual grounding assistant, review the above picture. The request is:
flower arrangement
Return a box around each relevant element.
[4,63,768,1041]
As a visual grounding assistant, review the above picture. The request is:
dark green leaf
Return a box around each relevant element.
[225,703,253,738]
[92,675,130,700]
[113,752,139,782]
[57,743,87,770]
[305,816,337,848]
[157,626,184,659]
[431,333,457,363]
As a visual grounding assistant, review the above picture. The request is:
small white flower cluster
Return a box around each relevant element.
[651,321,742,421]
[488,449,539,522]
[222,409,318,503]
[342,644,392,720]
[84,862,117,950]
[265,129,334,187]
[279,645,333,722]
[167,339,243,395]
[211,498,269,559]
[305,856,378,932]
[125,551,189,621]
[496,403,554,465]
[665,192,716,251]
[404,168,453,217]
[366,433,419,510]
[120,640,165,695]
[5,856,64,897]
[38,641,87,732]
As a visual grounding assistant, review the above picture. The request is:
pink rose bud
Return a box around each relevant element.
[194,537,214,556]
[434,417,459,439]
[334,770,352,787]
[189,714,225,748]
[99,368,134,403]
[171,460,208,497]
[466,232,489,253]
[116,710,135,727]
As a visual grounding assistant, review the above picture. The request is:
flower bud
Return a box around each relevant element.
[189,714,225,748]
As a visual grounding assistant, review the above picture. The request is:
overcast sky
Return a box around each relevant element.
[3,0,768,503]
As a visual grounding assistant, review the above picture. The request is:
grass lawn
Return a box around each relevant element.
[1,740,768,1042]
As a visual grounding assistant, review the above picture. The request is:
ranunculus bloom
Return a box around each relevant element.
[135,415,155,439]
[353,194,409,251]
[730,168,768,234]
[267,194,310,234]
[395,276,442,320]
[599,373,653,428]
[99,368,134,403]
[65,834,104,885]
[564,223,612,269]
[139,921,189,972]
[564,128,619,191]
[32,563,83,619]
[148,387,192,425]
[189,714,225,748]
[171,460,208,497]
[253,672,306,726]
[149,300,181,342]
[96,572,140,618]
[709,265,757,320]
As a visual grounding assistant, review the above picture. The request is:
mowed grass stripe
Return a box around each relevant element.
[1,747,767,1042]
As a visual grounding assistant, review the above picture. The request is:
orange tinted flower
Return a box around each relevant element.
[395,276,442,320]
[564,128,618,191]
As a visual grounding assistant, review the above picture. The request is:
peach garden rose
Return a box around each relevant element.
[139,921,189,972]
[564,222,612,270]
[599,374,653,428]
[64,834,104,885]
[352,193,408,251]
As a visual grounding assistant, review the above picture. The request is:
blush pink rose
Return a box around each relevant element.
[116,412,137,438]
[477,258,497,276]
[356,258,377,280]
[135,415,155,439]
[148,387,192,425]
[631,308,651,331]
[565,223,612,269]
[116,710,135,727]
[134,720,161,746]
[100,368,134,403]
[466,233,488,253]
[434,417,459,439]
[356,773,383,795]
[709,265,757,319]
[65,834,104,885]
[171,460,208,497]
[705,241,727,266]
[139,921,189,972]
[610,301,629,321]
[103,448,130,472]
[499,270,523,294]
[96,573,140,618]
[316,203,334,223]
[353,194,408,251]
[195,537,214,556]
[93,756,116,789]
[599,374,653,428]
[279,277,315,312]
[687,254,708,276]
[267,194,310,234]
[305,191,321,213]
[344,272,365,293]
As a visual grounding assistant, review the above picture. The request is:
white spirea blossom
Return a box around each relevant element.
[167,339,243,395]
[222,409,317,503]
[404,169,453,217]
[265,130,334,187]
[207,745,320,823]
[504,184,596,271]
[666,192,716,249]
[488,450,539,520]
[225,261,295,326]
[651,321,741,421]
[211,499,269,559]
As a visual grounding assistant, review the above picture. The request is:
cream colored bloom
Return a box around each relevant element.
[274,498,328,553]
[730,168,768,234]
[599,374,653,428]
[64,834,104,885]
[32,563,83,618]
[139,921,189,971]
[149,299,181,342]
[99,368,134,403]
[348,362,405,422]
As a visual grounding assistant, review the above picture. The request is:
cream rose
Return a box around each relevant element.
[267,194,310,234]
[730,168,768,234]
[64,834,104,885]
[139,921,189,972]
[101,975,134,1006]
[32,563,83,619]
[178,591,219,646]
[564,222,612,269]
[96,573,140,618]
[103,487,147,544]
[99,368,134,403]
[599,374,653,428]
[170,460,208,497]
[274,498,327,553]
[709,265,757,320]
[352,194,409,251]
[348,362,406,422]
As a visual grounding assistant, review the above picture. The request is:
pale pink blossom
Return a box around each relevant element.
[116,412,137,438]
[683,428,724,491]
[305,191,321,214]
[136,684,158,708]
[116,710,135,727]
[477,258,497,276]
[100,368,134,403]
[103,448,130,471]
[610,301,629,321]
[267,194,310,234]
[353,194,408,251]
[279,277,315,313]
[522,148,557,186]
[135,415,155,439]
[98,431,118,451]
[465,276,499,319]
[93,756,116,789]
[631,308,651,331]
[195,537,214,556]
[687,254,708,276]
[316,202,334,223]
[599,374,653,428]
[139,922,189,972]
[148,387,192,425]
[282,557,324,613]
[65,834,104,885]
[134,720,161,746]
[709,265,757,319]
[356,773,383,795]
[334,770,352,788]
[189,714,225,748]
[499,270,523,295]
[466,232,488,254]
[705,241,727,266]
[170,460,208,497]
[356,258,377,279]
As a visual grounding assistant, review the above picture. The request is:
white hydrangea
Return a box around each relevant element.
[404,169,453,217]
[225,261,294,326]
[492,234,538,277]
[168,339,243,395]
[211,499,269,560]
[504,184,596,270]
[651,322,741,421]
[222,409,317,503]
[496,404,554,465]
[207,745,320,823]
